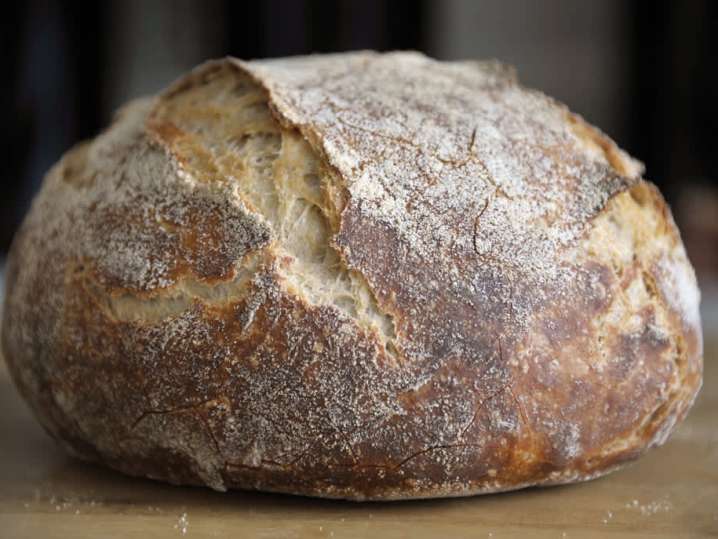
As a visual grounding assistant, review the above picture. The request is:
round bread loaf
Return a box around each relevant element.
[1,52,702,501]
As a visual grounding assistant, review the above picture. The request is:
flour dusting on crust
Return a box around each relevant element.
[1,52,702,501]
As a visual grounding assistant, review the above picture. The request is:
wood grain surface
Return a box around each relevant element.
[1,338,716,538]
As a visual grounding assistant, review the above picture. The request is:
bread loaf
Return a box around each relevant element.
[1,52,702,501]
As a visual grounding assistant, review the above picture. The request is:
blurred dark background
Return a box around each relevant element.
[2,0,717,289]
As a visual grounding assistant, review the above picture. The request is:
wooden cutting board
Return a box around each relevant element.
[1,338,716,539]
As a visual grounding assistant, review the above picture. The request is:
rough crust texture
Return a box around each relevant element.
[1,51,703,501]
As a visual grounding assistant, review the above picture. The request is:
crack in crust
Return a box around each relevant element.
[147,65,399,358]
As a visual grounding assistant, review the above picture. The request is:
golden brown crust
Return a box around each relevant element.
[1,52,702,500]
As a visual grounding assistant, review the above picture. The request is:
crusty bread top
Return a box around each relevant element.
[2,51,702,499]
[232,52,651,334]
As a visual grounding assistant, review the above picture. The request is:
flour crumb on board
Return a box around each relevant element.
[174,512,189,535]
[50,496,75,512]
[601,510,613,524]
[624,496,673,516]
[24,491,100,513]
[638,499,673,516]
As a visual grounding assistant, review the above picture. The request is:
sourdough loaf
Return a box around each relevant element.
[1,52,702,500]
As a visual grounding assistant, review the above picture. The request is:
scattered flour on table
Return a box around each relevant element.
[624,497,673,516]
[175,512,189,535]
